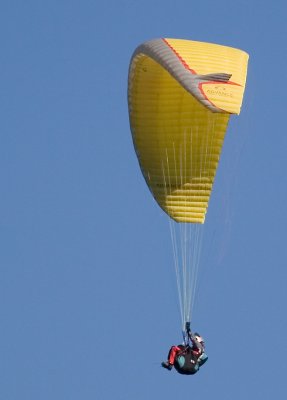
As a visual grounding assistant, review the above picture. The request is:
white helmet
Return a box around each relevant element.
[194,333,204,343]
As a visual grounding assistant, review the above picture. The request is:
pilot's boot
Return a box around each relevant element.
[161,361,173,370]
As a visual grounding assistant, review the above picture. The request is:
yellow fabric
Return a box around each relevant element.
[128,39,248,223]
[165,38,248,113]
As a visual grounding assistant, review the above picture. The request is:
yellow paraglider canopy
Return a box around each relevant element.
[128,38,248,223]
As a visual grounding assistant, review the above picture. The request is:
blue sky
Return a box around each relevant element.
[0,0,286,399]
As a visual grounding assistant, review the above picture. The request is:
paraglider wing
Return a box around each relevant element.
[128,38,248,223]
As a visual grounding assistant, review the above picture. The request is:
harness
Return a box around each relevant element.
[173,322,201,375]
[174,345,199,375]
